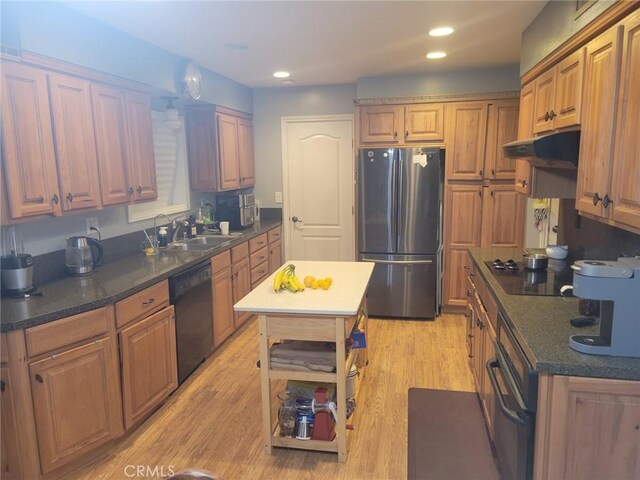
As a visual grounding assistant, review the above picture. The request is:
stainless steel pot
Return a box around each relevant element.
[523,250,549,270]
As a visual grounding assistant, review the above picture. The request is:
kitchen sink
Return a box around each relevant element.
[161,234,240,253]
[163,242,215,252]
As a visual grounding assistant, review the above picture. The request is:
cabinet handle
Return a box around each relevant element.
[549,110,556,120]
[405,130,409,138]
[128,186,134,196]
[35,374,43,383]
[394,131,397,139]
[602,194,612,209]
[593,193,602,206]
[66,192,74,203]
[468,354,473,359]
[464,265,470,270]
[521,180,528,187]
[137,186,143,195]
[142,298,155,307]
[467,290,472,297]
[544,111,550,121]
[0,380,5,392]
[491,169,495,177]
[467,334,474,338]
[490,190,494,197]
[51,194,59,204]
[479,169,483,177]
[257,270,265,275]
[464,313,471,318]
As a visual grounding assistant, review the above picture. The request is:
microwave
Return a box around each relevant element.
[216,193,255,230]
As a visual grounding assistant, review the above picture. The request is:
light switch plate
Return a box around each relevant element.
[86,217,99,234]
[275,192,283,204]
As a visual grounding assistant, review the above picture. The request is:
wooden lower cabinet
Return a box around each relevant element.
[212,252,235,348]
[232,255,252,328]
[534,374,640,480]
[1,365,22,479]
[268,239,282,274]
[29,336,123,474]
[119,306,177,429]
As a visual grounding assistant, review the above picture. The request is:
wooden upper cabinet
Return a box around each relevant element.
[481,185,526,248]
[610,11,640,231]
[444,102,489,180]
[238,117,255,187]
[404,104,444,142]
[485,100,520,180]
[91,84,131,206]
[533,48,585,134]
[185,106,254,191]
[576,25,622,218]
[48,73,102,211]
[515,82,535,194]
[124,91,157,202]
[359,105,402,143]
[1,62,61,219]
[29,336,123,474]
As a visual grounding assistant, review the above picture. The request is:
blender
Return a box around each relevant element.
[1,226,35,297]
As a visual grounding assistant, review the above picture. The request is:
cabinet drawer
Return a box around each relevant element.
[250,246,269,269]
[268,226,282,244]
[251,262,270,286]
[249,233,268,253]
[25,306,112,358]
[115,280,169,329]
[231,241,249,262]
[480,287,498,331]
[212,250,231,272]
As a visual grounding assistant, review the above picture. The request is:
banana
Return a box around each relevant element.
[273,264,296,292]
[273,269,285,292]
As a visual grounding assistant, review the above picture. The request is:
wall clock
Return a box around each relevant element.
[179,61,202,100]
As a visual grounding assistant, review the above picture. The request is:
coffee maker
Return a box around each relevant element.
[569,257,640,358]
[1,226,35,296]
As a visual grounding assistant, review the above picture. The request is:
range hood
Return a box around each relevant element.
[503,130,580,169]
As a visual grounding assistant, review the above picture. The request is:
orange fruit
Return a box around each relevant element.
[303,275,316,287]
[311,280,320,289]
[324,277,333,287]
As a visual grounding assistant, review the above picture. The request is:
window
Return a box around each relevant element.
[127,111,190,222]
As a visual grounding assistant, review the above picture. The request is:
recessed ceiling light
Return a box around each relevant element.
[273,71,290,78]
[225,42,248,50]
[429,26,454,37]
[426,51,447,59]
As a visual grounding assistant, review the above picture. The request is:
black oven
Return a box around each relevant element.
[486,312,538,480]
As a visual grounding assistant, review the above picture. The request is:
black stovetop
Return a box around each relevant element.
[484,260,574,296]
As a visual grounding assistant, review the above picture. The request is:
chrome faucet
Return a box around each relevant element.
[171,218,190,243]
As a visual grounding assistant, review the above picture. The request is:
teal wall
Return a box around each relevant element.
[3,1,252,113]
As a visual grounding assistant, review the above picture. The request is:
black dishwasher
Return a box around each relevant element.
[169,261,213,384]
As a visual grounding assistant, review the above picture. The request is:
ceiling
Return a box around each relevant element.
[65,1,547,88]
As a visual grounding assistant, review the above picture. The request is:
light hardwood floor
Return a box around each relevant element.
[69,314,474,480]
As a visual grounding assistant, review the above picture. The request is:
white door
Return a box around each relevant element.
[282,115,354,261]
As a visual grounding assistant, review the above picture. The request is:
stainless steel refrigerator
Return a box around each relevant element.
[357,147,443,318]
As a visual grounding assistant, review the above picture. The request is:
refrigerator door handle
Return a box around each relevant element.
[360,257,433,265]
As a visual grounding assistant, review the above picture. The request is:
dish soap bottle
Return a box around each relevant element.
[157,227,168,247]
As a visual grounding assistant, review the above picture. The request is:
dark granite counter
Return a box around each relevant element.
[1,220,281,332]
[468,247,640,381]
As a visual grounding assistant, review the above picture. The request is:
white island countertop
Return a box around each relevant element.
[234,261,374,316]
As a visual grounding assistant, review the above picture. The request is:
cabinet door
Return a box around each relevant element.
[1,366,22,480]
[212,264,235,348]
[48,73,101,211]
[480,318,496,440]
[185,108,217,191]
[610,12,640,231]
[1,62,61,218]
[359,105,402,144]
[443,184,483,307]
[238,118,255,187]
[232,257,252,328]
[554,48,585,129]
[91,84,131,206]
[119,306,177,430]
[404,104,444,142]
[444,102,488,180]
[124,91,157,202]
[485,100,519,180]
[481,185,525,248]
[29,337,123,474]
[216,113,241,190]
[269,239,283,274]
[533,68,556,134]
[515,82,535,194]
[576,26,622,218]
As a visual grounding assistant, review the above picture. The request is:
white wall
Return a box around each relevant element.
[252,84,357,208]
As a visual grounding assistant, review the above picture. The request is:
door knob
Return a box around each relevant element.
[291,216,302,223]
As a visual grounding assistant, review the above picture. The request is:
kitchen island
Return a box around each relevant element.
[234,260,374,462]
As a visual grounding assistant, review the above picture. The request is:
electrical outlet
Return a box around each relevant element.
[275,192,283,204]
[86,217,99,234]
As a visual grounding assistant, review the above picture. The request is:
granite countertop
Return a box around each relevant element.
[468,247,640,381]
[1,220,281,332]
[234,261,374,315]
